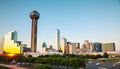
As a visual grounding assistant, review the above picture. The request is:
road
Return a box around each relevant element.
[86,62,120,69]
[0,64,28,69]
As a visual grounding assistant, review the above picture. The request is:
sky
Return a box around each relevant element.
[0,0,120,52]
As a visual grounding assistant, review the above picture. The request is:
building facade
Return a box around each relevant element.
[102,43,115,52]
[0,38,4,54]
[71,42,80,54]
[93,42,102,52]
[55,29,60,50]
[65,42,71,54]
[3,31,21,54]
[61,37,67,54]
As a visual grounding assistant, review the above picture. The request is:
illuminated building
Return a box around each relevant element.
[69,44,72,54]
[55,29,60,50]
[102,43,115,52]
[3,31,21,54]
[0,38,4,54]
[30,10,40,52]
[61,37,67,54]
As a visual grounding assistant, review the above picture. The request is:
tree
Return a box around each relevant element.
[96,54,102,58]
[69,58,85,69]
[16,55,24,66]
[85,54,91,58]
[103,52,109,58]
[28,55,32,58]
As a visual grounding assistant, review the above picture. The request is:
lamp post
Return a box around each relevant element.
[66,54,69,69]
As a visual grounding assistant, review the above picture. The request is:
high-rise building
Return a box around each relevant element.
[65,42,71,54]
[102,43,115,52]
[90,42,94,52]
[71,42,80,54]
[61,37,67,54]
[93,42,102,52]
[84,40,90,51]
[30,10,40,52]
[55,29,60,50]
[81,40,90,52]
[3,31,21,54]
[69,44,72,54]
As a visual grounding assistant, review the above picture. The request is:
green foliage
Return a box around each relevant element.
[103,52,109,58]
[85,54,91,58]
[34,64,53,69]
[28,55,32,58]
[90,55,98,59]
[96,54,102,58]
[69,58,86,69]
[60,58,67,66]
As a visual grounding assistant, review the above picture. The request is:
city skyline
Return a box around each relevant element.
[0,0,120,51]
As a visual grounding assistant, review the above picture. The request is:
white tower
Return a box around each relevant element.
[55,29,60,50]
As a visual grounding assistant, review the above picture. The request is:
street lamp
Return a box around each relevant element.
[66,54,69,69]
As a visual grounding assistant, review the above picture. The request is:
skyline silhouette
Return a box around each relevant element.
[0,0,120,51]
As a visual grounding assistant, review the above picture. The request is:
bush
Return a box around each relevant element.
[0,66,8,69]
[34,64,53,69]
[69,58,86,69]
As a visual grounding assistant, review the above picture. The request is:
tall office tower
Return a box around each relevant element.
[102,43,115,52]
[55,29,60,50]
[61,37,67,54]
[30,10,40,52]
[3,31,21,54]
[93,42,102,52]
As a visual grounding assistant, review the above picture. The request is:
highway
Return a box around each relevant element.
[86,62,120,69]
[0,64,28,69]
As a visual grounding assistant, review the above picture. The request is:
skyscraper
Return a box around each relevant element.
[30,10,40,52]
[3,31,21,54]
[55,29,60,50]
[61,37,67,54]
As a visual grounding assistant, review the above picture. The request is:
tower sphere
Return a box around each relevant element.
[30,10,40,19]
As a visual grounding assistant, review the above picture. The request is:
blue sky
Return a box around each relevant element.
[0,0,120,51]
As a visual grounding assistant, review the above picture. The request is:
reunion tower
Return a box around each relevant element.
[30,10,40,52]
